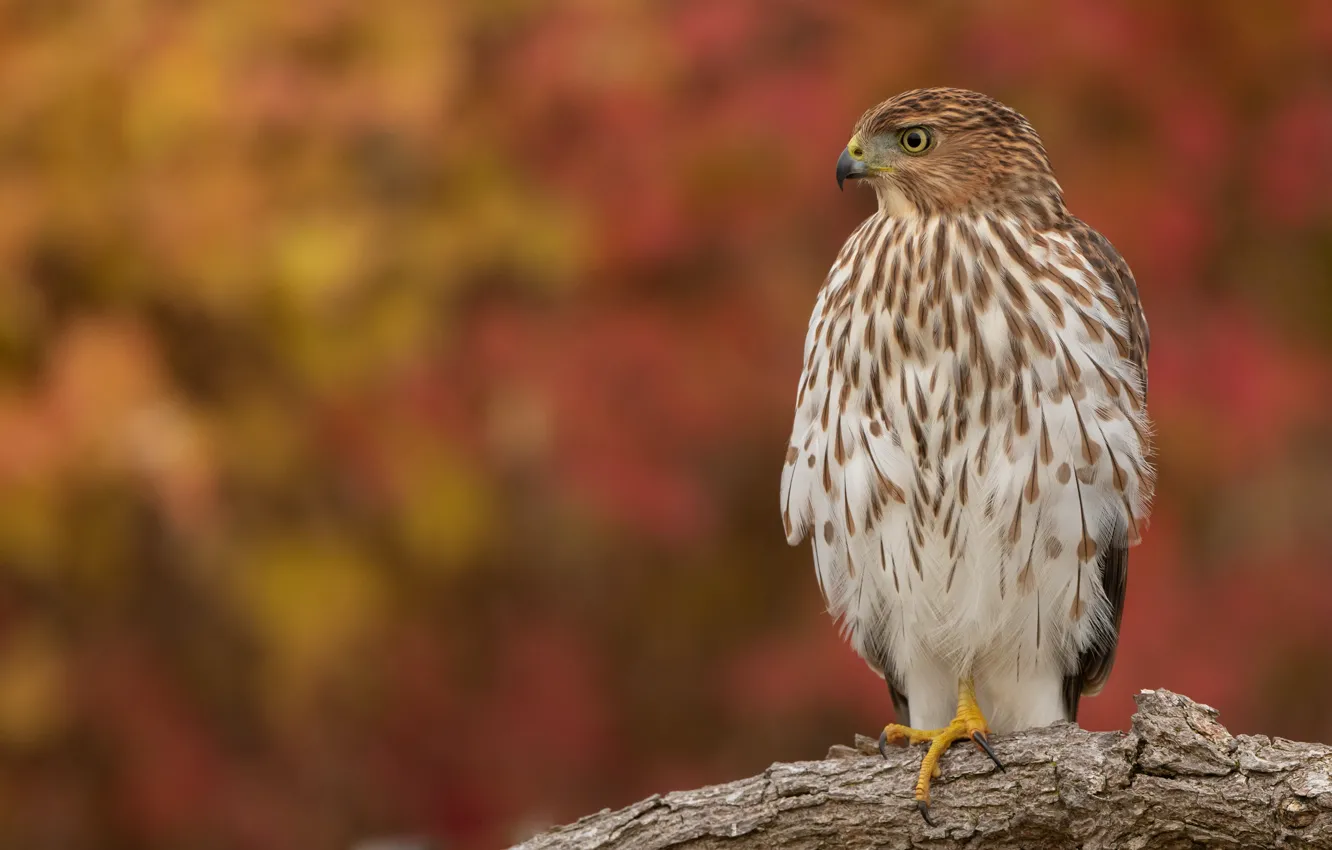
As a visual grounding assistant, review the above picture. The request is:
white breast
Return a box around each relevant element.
[780,213,1151,731]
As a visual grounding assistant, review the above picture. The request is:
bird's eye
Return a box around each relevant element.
[899,127,932,154]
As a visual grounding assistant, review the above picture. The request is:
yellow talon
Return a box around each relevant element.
[880,724,946,747]
[878,678,1004,824]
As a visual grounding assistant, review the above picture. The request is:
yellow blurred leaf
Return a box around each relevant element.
[0,480,63,578]
[0,626,68,748]
[396,444,493,572]
[237,535,386,698]
[272,215,369,309]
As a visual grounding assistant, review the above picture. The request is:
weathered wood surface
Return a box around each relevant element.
[513,690,1332,849]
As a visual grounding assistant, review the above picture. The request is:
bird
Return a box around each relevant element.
[779,88,1152,822]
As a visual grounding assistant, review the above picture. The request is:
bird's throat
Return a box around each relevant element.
[874,182,920,219]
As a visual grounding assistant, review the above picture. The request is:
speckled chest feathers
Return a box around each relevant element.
[780,208,1153,733]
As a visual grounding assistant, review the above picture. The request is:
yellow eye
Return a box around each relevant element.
[899,126,932,154]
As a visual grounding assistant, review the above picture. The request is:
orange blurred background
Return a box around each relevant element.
[1,1,1331,848]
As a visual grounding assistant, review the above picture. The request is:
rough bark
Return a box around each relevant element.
[513,690,1332,849]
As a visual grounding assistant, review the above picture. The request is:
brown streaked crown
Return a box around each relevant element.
[850,87,1064,222]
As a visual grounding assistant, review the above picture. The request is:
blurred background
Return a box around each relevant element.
[0,0,1331,847]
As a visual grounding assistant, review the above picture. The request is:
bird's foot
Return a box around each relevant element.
[877,678,1004,825]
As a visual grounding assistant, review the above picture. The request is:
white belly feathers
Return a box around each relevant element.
[780,213,1151,718]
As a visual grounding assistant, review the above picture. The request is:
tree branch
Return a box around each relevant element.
[513,690,1332,849]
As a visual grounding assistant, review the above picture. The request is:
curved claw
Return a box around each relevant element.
[916,800,934,826]
[878,729,890,759]
[970,731,1005,772]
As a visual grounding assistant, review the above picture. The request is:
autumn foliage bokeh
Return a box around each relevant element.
[1,1,1332,848]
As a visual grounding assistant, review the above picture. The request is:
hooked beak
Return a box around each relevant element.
[836,147,867,191]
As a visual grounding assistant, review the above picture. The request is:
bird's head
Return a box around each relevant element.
[837,87,1064,220]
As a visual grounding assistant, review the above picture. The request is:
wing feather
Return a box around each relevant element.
[1061,221,1145,717]
[1069,220,1149,383]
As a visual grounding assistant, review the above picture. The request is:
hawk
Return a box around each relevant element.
[780,88,1152,820]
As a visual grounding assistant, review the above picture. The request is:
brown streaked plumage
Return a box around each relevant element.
[846,88,1064,223]
[784,88,1153,820]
